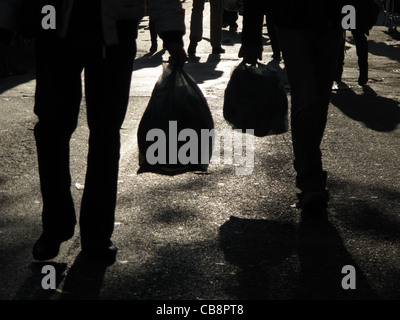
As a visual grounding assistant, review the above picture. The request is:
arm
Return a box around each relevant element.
[239,0,266,64]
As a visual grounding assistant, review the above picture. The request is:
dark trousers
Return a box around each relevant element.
[277,27,342,192]
[190,0,223,47]
[34,22,138,247]
[149,19,157,44]
[222,9,238,26]
[265,13,280,58]
[336,30,368,82]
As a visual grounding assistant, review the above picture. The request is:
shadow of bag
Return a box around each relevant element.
[223,62,288,137]
[137,64,214,176]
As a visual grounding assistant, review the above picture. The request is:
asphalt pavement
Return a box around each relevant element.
[1,1,400,306]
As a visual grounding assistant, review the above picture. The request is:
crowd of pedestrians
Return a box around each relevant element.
[0,0,384,265]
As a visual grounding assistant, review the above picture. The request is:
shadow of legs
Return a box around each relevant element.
[295,215,378,299]
[58,252,108,300]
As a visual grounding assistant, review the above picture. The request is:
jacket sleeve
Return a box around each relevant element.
[0,0,24,31]
[147,0,185,45]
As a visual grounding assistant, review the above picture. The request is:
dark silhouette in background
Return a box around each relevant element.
[336,30,370,85]
[336,0,382,85]
[188,0,225,55]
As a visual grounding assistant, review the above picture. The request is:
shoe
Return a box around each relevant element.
[297,188,329,216]
[358,64,368,86]
[32,232,73,261]
[150,42,158,53]
[358,72,368,86]
[82,241,118,265]
[212,46,225,54]
[187,41,197,56]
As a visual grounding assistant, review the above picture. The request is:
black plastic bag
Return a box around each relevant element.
[223,62,288,137]
[137,64,214,175]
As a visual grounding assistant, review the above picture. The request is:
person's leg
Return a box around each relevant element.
[188,0,205,54]
[80,21,137,256]
[149,18,158,52]
[222,9,230,27]
[32,38,84,259]
[351,29,369,85]
[265,12,280,60]
[34,38,83,240]
[277,27,341,209]
[231,11,239,31]
[222,9,238,31]
[335,31,346,82]
[210,0,224,52]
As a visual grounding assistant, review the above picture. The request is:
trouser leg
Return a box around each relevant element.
[79,21,137,247]
[222,9,238,27]
[352,30,368,84]
[265,12,280,58]
[34,38,83,238]
[278,27,341,191]
[210,0,223,48]
[149,19,157,43]
[335,31,346,82]
[189,0,205,43]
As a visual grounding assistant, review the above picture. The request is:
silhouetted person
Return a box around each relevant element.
[336,29,369,85]
[0,0,187,264]
[336,0,382,85]
[188,0,225,55]
[240,0,345,215]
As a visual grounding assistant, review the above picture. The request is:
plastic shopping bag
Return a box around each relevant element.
[223,62,289,137]
[137,64,214,175]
